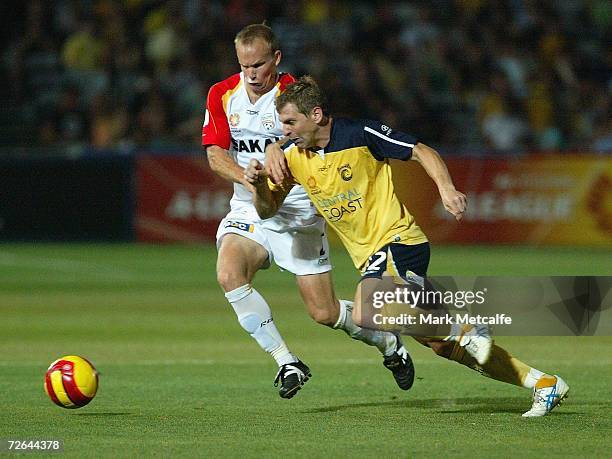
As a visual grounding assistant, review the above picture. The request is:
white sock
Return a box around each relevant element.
[522,368,545,389]
[226,284,297,366]
[333,299,397,356]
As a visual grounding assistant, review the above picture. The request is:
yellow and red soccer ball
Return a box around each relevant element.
[44,356,99,409]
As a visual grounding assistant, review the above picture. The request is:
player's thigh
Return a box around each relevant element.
[267,216,332,276]
[361,243,430,279]
[387,242,430,278]
[215,212,272,284]
[352,242,430,326]
[295,271,339,326]
[267,216,336,323]
[217,234,270,289]
[217,233,270,271]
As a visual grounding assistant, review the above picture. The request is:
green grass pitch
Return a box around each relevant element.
[0,243,610,457]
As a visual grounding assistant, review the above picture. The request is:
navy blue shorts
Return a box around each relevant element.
[360,242,430,280]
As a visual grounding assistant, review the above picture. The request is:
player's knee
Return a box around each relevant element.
[308,307,336,327]
[216,269,248,292]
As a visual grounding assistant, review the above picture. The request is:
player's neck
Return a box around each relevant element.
[313,116,332,149]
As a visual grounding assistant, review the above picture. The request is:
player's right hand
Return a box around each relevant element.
[264,137,290,184]
[244,159,267,187]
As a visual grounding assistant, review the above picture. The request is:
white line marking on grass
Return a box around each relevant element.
[0,252,141,281]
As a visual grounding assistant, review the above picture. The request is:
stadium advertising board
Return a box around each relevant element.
[393,155,612,246]
[136,154,611,245]
[136,155,232,242]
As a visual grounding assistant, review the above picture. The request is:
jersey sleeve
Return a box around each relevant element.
[361,120,418,161]
[202,84,230,149]
[278,72,297,91]
[267,176,297,191]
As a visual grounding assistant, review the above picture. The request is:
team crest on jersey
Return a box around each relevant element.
[338,163,353,181]
[261,113,275,130]
[306,176,321,194]
[229,113,240,127]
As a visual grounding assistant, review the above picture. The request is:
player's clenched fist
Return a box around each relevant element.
[440,187,467,221]
[264,137,290,184]
[244,159,267,187]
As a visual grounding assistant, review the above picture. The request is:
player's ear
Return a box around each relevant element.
[273,50,281,66]
[311,106,324,123]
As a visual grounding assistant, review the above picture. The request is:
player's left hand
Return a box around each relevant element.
[264,137,290,184]
[440,187,467,221]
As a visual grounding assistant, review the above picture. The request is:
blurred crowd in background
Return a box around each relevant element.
[1,0,610,155]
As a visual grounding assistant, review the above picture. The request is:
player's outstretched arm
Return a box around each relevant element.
[264,137,290,184]
[411,143,467,221]
[206,145,255,192]
[244,159,291,219]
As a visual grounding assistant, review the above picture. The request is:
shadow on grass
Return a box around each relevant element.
[302,397,579,415]
[72,412,133,416]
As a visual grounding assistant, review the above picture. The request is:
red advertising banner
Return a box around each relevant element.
[136,154,611,246]
[392,155,612,246]
[136,155,232,242]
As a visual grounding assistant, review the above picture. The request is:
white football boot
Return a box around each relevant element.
[522,375,570,417]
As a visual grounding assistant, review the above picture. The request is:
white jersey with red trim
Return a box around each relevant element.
[202,72,313,217]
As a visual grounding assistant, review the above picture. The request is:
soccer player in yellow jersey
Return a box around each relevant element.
[205,25,417,398]
[246,76,569,416]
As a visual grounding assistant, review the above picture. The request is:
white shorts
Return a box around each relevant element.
[216,209,332,276]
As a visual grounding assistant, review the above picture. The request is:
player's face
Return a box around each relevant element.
[236,38,281,96]
[279,103,318,149]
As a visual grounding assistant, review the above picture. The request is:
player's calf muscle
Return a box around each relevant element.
[304,305,337,326]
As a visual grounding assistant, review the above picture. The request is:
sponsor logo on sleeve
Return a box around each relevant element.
[381,124,393,135]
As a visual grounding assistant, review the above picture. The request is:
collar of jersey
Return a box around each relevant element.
[239,72,281,106]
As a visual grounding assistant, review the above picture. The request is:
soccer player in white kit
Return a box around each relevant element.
[202,24,414,399]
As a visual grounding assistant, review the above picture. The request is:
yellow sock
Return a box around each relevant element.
[447,342,532,387]
[535,375,557,388]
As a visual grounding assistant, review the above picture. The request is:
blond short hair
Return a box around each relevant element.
[234,23,279,54]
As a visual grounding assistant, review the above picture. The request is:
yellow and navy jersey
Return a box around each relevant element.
[283,118,428,269]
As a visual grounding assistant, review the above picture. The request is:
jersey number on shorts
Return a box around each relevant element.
[365,251,387,274]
